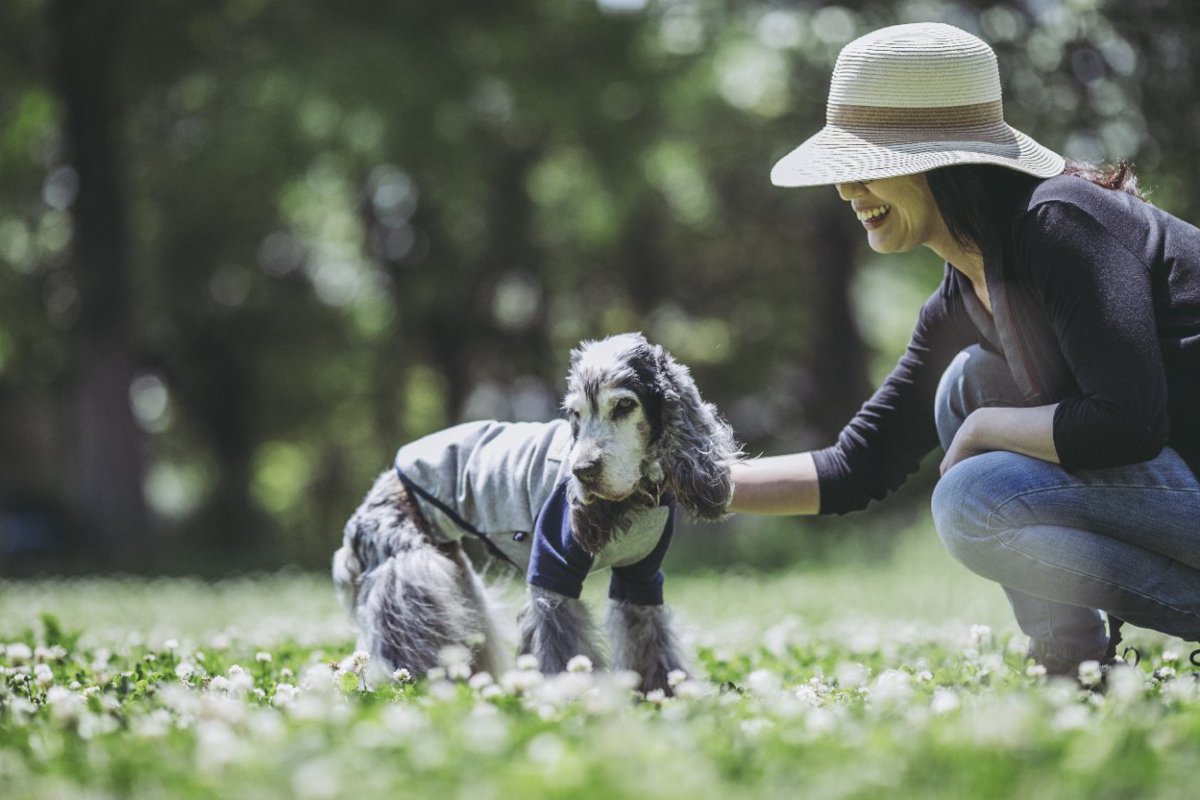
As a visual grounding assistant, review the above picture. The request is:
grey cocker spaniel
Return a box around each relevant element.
[332,332,739,694]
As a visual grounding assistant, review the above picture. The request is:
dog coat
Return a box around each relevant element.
[394,420,674,605]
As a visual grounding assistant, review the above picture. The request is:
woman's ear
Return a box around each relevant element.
[653,346,739,519]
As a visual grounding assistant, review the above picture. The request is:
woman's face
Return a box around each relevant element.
[834,173,946,255]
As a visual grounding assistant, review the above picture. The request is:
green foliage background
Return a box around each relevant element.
[0,0,1197,574]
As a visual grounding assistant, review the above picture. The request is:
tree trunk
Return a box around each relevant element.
[51,0,150,567]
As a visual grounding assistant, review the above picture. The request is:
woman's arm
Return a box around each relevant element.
[940,404,1059,475]
[728,453,821,516]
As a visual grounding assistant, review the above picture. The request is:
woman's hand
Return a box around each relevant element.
[939,411,985,475]
[940,405,1061,475]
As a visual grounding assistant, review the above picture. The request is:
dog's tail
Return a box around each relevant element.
[354,546,485,681]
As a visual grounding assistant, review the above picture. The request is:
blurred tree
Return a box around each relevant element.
[49,0,150,567]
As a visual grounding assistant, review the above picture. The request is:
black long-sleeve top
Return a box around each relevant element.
[813,174,1200,515]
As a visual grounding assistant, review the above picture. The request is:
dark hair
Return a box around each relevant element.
[926,159,1145,255]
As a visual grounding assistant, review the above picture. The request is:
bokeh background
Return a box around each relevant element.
[1,0,1197,576]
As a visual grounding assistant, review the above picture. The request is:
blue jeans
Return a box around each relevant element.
[932,346,1200,665]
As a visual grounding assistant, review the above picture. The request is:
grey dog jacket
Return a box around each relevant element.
[393,420,674,605]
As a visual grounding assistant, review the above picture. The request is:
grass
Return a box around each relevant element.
[1,524,1197,799]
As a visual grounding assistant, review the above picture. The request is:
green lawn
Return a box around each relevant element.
[1,525,1196,799]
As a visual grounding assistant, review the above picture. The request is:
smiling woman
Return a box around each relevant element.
[731,22,1200,678]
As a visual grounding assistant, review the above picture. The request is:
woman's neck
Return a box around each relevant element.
[926,231,990,312]
[926,222,986,287]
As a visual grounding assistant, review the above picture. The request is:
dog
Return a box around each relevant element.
[331,332,739,693]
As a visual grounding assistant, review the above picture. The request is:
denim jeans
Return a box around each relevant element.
[931,346,1200,666]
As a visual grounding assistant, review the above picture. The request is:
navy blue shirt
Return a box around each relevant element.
[526,480,676,606]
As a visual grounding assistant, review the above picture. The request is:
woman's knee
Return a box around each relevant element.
[931,451,1034,569]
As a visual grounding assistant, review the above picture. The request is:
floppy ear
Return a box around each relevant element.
[652,346,739,520]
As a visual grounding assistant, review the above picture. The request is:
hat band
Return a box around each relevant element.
[826,100,1005,131]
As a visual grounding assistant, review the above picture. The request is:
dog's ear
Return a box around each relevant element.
[652,345,739,520]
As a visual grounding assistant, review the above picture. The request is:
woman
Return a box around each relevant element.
[729,22,1200,675]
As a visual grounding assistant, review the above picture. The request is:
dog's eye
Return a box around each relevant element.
[611,397,637,418]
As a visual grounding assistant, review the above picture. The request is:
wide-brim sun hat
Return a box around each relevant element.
[770,22,1065,187]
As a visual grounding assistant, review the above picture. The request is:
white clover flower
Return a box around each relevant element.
[1104,664,1145,703]
[794,684,822,707]
[979,653,1005,674]
[255,651,273,663]
[870,670,914,705]
[915,670,934,683]
[164,639,180,651]
[280,667,294,680]
[644,688,668,705]
[33,663,54,687]
[516,653,539,671]
[6,643,32,664]
[8,697,36,725]
[674,679,710,701]
[1077,660,1103,687]
[666,669,687,687]
[77,711,118,740]
[468,671,494,690]
[1025,663,1048,679]
[566,655,594,674]
[36,645,66,662]
[1052,704,1091,732]
[740,717,774,737]
[426,679,458,702]
[746,669,782,697]
[930,688,960,715]
[480,684,503,700]
[834,661,869,690]
[499,668,543,695]
[612,670,641,691]
[1162,650,1179,664]
[445,662,472,682]
[176,662,197,681]
[381,704,427,736]
[44,686,84,723]
[194,720,242,772]
[806,707,838,735]
[535,672,594,707]
[271,683,300,708]
[133,708,173,739]
[461,709,510,755]
[970,624,992,647]
[437,644,472,669]
[392,668,413,684]
[208,676,231,693]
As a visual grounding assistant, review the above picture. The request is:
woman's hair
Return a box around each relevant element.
[926,160,1145,255]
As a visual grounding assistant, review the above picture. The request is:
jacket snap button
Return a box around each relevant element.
[513,531,527,543]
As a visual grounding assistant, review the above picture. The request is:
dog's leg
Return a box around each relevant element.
[519,586,605,674]
[606,600,686,695]
[443,542,508,677]
[356,545,485,684]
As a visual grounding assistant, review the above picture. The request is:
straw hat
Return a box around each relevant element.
[770,22,1065,187]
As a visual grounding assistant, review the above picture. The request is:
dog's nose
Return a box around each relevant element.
[572,459,602,485]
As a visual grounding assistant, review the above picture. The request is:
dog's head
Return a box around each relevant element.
[563,332,740,554]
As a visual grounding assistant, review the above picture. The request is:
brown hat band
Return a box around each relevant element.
[826,100,1005,131]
